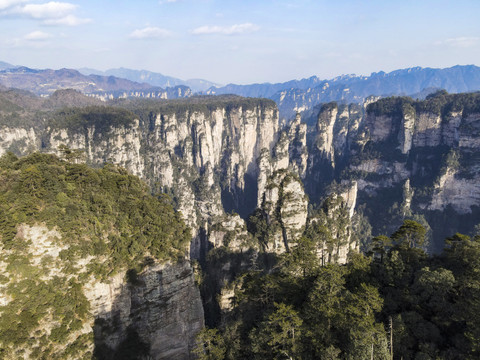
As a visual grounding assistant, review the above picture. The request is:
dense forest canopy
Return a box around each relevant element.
[195,222,480,360]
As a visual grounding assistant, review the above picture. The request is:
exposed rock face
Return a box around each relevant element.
[357,97,480,213]
[48,120,145,178]
[260,170,308,253]
[429,168,480,214]
[413,112,443,147]
[302,102,363,200]
[92,262,204,360]
[208,214,251,252]
[315,104,337,164]
[288,113,308,178]
[398,111,415,154]
[6,98,279,259]
[8,91,480,359]
[401,179,414,216]
[338,181,358,219]
[0,127,38,156]
[250,93,480,250]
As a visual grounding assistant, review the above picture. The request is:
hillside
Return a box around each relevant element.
[0,152,201,359]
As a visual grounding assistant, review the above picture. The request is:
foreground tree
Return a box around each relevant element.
[194,328,226,360]
[391,220,426,249]
[250,303,303,360]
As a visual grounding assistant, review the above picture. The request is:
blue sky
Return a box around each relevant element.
[0,0,479,84]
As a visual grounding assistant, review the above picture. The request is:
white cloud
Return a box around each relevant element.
[192,23,260,35]
[19,1,77,19]
[129,26,172,39]
[24,30,52,40]
[0,0,27,11]
[159,0,178,3]
[43,14,91,25]
[443,37,480,48]
[1,1,91,26]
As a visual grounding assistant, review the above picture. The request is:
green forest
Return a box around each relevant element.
[195,221,480,360]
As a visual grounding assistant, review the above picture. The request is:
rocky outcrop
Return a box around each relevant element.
[288,113,308,178]
[315,103,338,164]
[356,96,480,212]
[301,102,364,201]
[429,167,480,214]
[4,92,480,253]
[48,120,145,178]
[19,98,280,259]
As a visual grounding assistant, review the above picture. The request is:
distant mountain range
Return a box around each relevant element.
[78,67,221,93]
[0,66,192,100]
[1,62,480,121]
[0,61,15,71]
[208,65,480,119]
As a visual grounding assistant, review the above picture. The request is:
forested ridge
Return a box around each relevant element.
[0,151,190,359]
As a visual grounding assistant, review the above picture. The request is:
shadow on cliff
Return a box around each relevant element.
[221,172,258,219]
[92,260,204,360]
[92,267,151,360]
[93,322,150,360]
[198,246,277,327]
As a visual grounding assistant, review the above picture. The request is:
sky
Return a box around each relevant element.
[0,0,479,85]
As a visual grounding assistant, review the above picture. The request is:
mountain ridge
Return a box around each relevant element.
[3,62,480,121]
[78,67,221,93]
[209,64,480,119]
[0,66,192,100]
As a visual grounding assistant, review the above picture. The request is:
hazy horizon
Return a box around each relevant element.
[3,61,480,88]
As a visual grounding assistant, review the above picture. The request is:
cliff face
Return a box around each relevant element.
[260,170,309,253]
[4,93,478,251]
[310,181,359,265]
[60,100,275,227]
[1,223,203,360]
[356,95,480,213]
[4,92,480,252]
[2,97,278,260]
[91,262,204,360]
[0,127,38,156]
[306,92,480,250]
